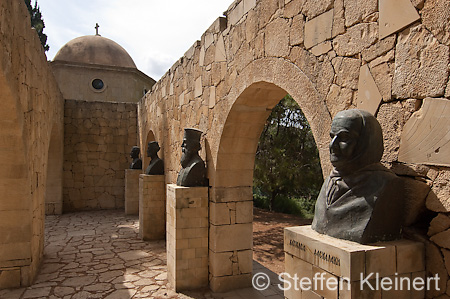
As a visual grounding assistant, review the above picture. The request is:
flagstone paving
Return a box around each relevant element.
[0,210,283,299]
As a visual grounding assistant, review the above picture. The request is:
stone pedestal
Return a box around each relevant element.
[125,169,142,215]
[166,184,209,291]
[139,174,165,240]
[208,186,254,293]
[284,226,426,299]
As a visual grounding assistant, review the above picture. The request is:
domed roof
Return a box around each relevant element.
[53,35,136,68]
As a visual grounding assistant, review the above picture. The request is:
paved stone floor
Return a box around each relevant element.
[0,210,284,299]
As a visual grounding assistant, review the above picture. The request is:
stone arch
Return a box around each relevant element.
[45,122,64,215]
[208,57,331,292]
[212,57,331,188]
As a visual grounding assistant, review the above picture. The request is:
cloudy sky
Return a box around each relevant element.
[37,0,232,80]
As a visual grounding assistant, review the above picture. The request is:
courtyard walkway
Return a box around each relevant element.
[0,210,283,299]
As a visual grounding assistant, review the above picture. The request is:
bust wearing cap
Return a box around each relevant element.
[176,128,207,187]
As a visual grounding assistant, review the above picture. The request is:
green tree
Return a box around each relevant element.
[253,95,323,214]
[24,0,49,52]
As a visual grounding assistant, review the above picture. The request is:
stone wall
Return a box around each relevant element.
[63,100,138,211]
[0,0,64,288]
[138,0,450,294]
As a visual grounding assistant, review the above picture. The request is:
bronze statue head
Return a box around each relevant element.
[329,109,383,175]
[180,128,202,168]
[147,141,160,158]
[130,146,140,159]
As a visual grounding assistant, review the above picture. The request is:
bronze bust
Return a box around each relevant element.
[311,109,403,244]
[176,128,207,187]
[145,141,164,175]
[129,146,142,170]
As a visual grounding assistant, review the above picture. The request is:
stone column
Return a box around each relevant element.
[166,184,209,291]
[139,174,165,240]
[208,186,254,292]
[125,169,142,215]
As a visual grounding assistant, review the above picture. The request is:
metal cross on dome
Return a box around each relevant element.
[95,23,100,36]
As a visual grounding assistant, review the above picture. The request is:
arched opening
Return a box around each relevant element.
[45,124,64,215]
[252,94,323,275]
[209,67,331,292]
[142,130,155,172]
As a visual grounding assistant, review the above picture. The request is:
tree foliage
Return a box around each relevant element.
[253,95,323,215]
[24,0,49,52]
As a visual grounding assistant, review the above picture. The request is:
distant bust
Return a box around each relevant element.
[145,141,164,175]
[176,128,207,187]
[311,109,403,244]
[129,146,142,170]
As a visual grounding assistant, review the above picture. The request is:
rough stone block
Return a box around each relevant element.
[265,18,290,57]
[344,0,377,27]
[333,23,378,57]
[227,0,245,26]
[302,0,333,19]
[304,10,334,49]
[392,26,449,99]
[422,0,450,46]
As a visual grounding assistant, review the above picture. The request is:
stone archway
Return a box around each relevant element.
[208,57,332,292]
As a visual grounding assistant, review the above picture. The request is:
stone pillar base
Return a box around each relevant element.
[139,174,165,240]
[166,184,209,291]
[284,226,426,299]
[125,169,142,215]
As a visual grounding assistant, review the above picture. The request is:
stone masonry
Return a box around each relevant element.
[63,100,138,211]
[138,0,450,294]
[166,184,209,291]
[2,0,450,294]
[0,0,64,289]
[139,174,166,240]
